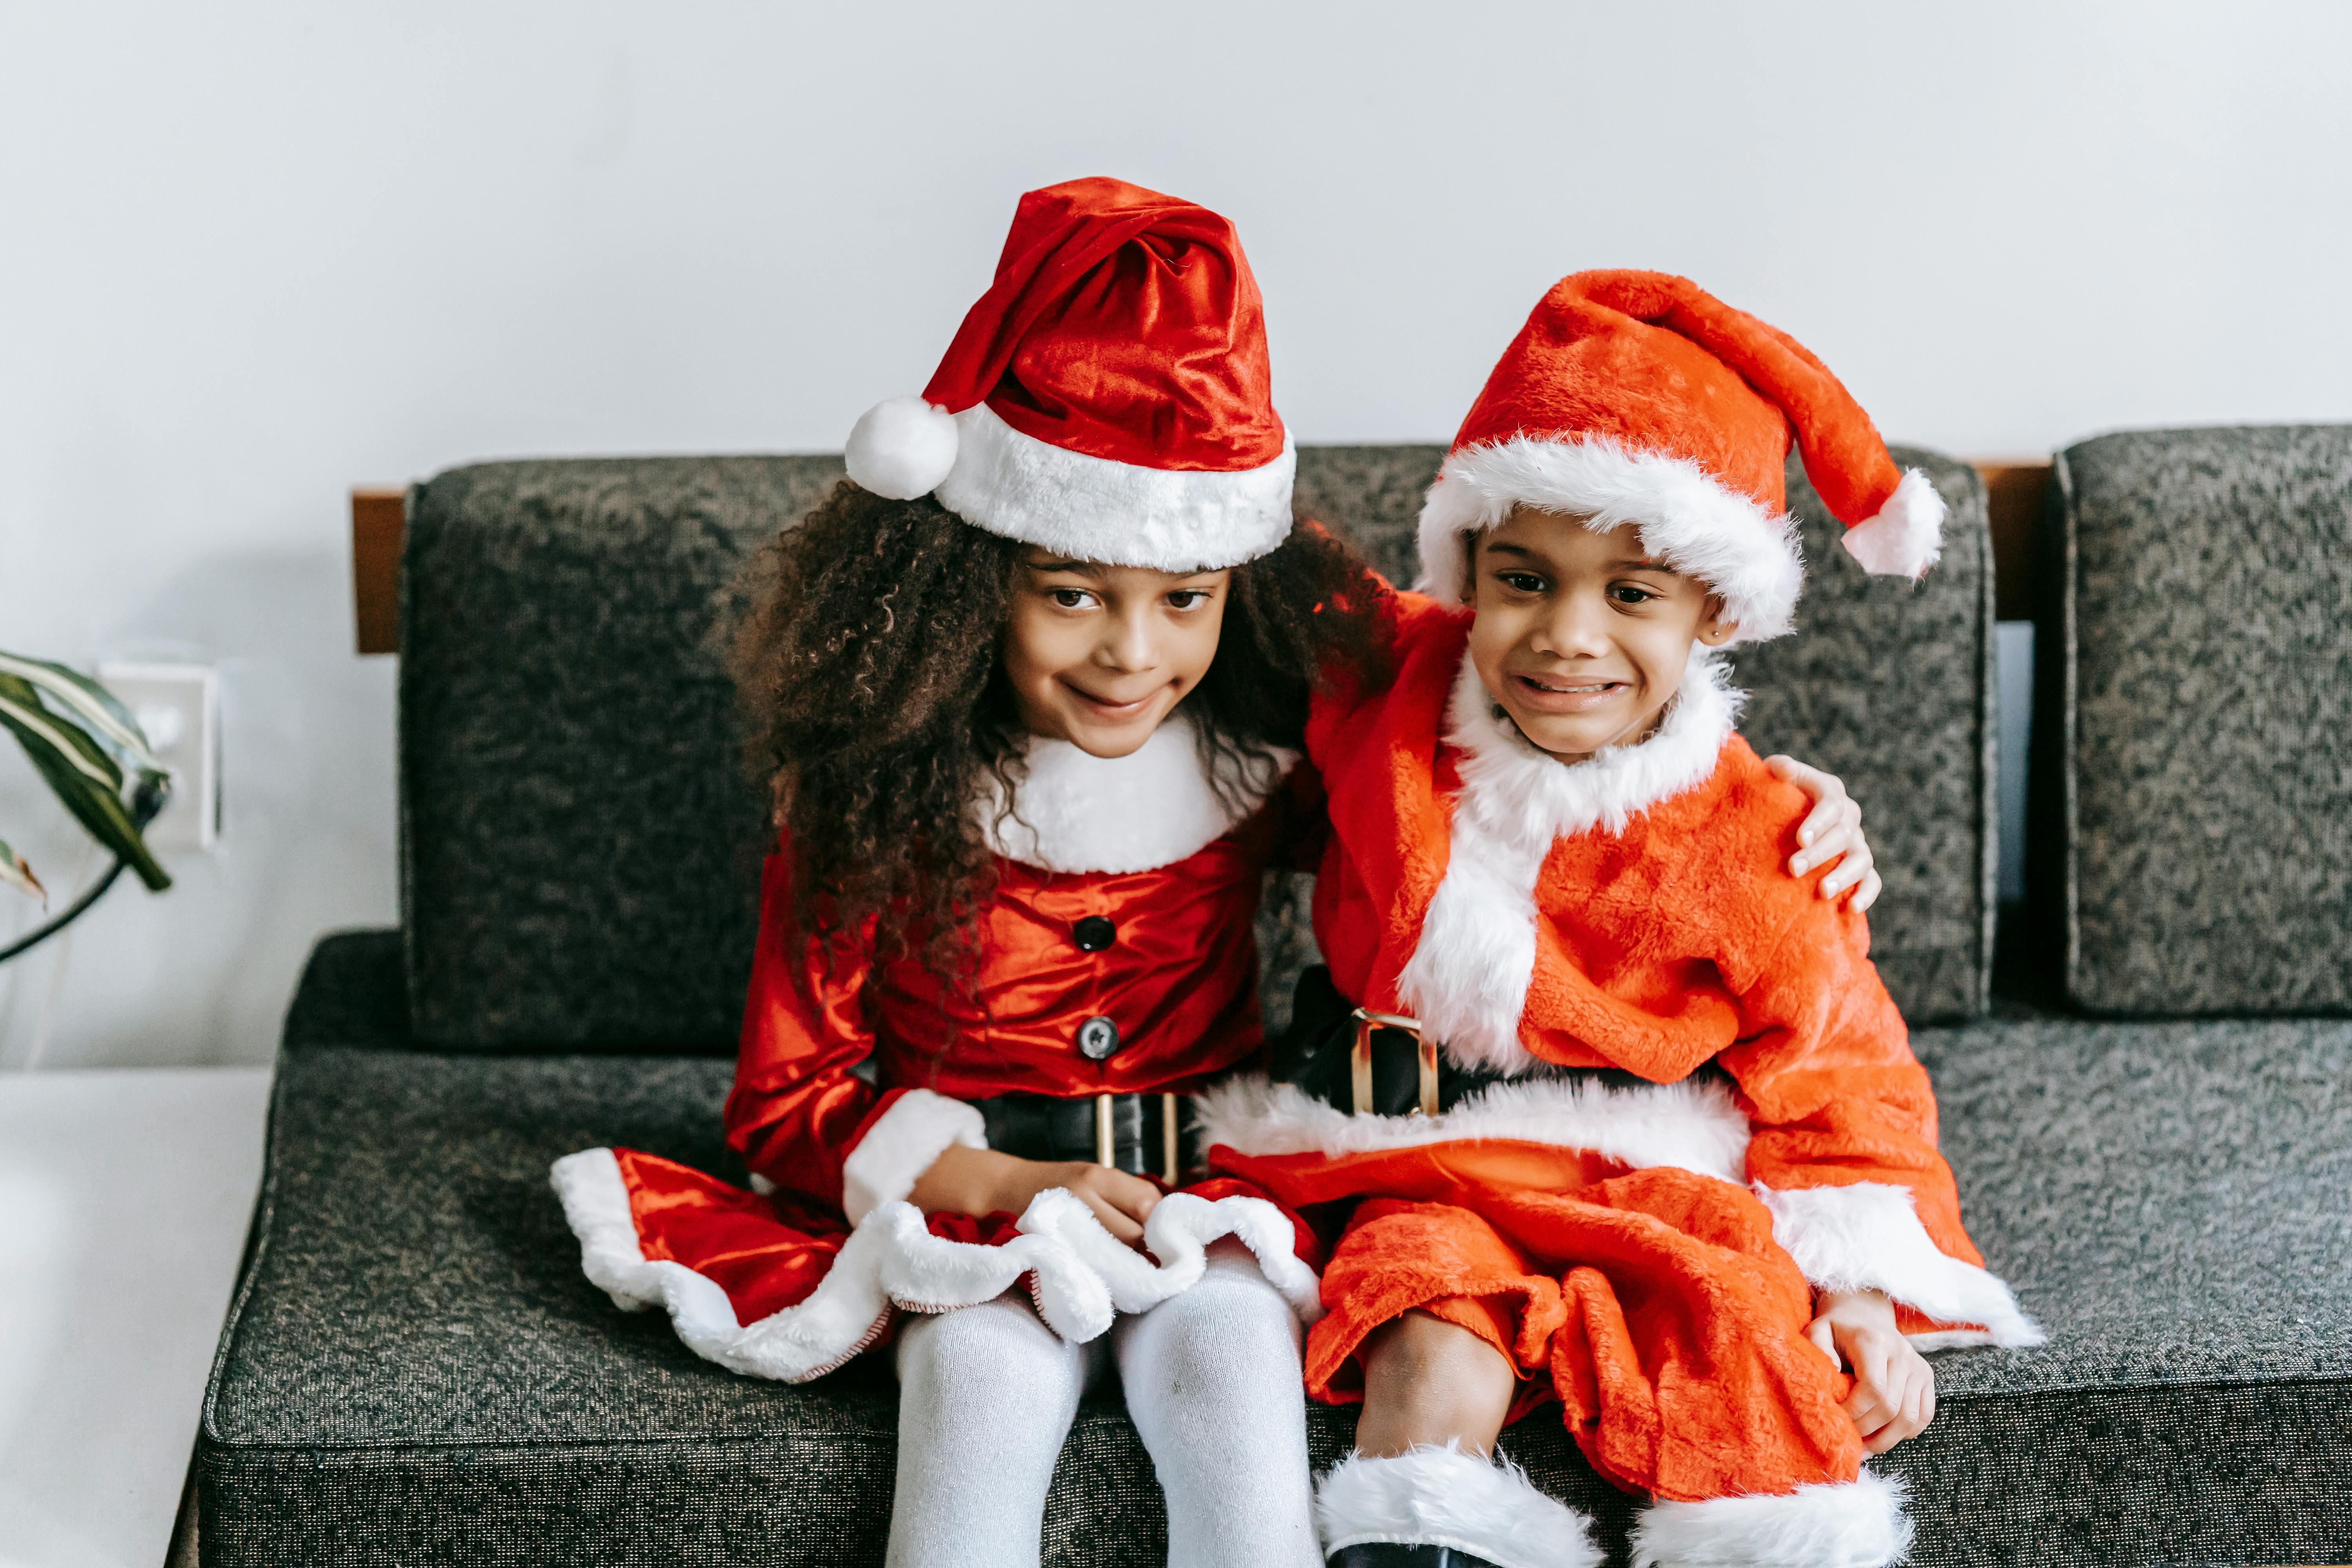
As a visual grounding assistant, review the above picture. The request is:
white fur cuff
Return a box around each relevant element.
[1630,1469,1912,1568]
[1756,1180,2044,1349]
[840,1089,987,1224]
[1316,1445,1601,1568]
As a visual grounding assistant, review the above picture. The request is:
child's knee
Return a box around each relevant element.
[897,1294,1085,1414]
[1361,1307,1516,1422]
[1121,1258,1303,1403]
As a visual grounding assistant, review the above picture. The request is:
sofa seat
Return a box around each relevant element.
[197,933,2352,1568]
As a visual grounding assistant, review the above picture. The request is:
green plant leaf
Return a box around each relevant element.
[0,706,170,891]
[0,686,122,792]
[0,652,163,771]
[0,835,43,905]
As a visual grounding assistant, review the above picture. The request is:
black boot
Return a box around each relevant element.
[1327,1545,1505,1568]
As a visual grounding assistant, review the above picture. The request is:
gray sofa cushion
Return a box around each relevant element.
[2054,426,2352,1014]
[198,933,2352,1567]
[403,446,1992,1048]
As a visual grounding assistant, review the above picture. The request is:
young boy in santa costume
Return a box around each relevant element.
[1204,271,2043,1568]
[551,191,1880,1568]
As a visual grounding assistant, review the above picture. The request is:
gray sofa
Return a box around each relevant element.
[193,432,2352,1567]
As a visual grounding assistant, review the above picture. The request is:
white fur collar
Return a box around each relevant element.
[1443,643,1741,853]
[1395,646,1740,1074]
[977,711,1296,875]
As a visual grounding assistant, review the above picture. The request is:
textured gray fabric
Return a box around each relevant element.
[2055,425,2352,1015]
[399,456,841,1052]
[403,446,1992,1049]
[200,934,2352,1566]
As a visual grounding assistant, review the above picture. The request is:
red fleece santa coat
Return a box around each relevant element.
[552,716,1322,1383]
[1203,594,2040,1504]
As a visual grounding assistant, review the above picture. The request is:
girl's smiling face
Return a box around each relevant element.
[1466,507,1737,761]
[1003,552,1231,756]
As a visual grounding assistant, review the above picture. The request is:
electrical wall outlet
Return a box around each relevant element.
[96,662,220,853]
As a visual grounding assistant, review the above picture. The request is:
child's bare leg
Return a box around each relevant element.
[1352,1308,1516,1457]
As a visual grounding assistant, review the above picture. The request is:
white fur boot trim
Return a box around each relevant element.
[1316,1445,1601,1568]
[1629,1469,1913,1568]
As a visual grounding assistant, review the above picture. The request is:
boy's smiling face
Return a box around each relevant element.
[1466,507,1737,762]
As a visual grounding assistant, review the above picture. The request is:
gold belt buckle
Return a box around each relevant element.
[1349,1007,1437,1118]
[1095,1091,1187,1183]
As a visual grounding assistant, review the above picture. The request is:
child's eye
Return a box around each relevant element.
[1608,584,1658,606]
[1496,572,1547,594]
[1166,589,1211,610]
[1049,588,1097,609]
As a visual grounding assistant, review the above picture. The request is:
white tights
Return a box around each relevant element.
[884,1242,1322,1568]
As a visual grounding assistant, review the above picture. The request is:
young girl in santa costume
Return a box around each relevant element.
[552,192,1878,1568]
[1204,272,2043,1568]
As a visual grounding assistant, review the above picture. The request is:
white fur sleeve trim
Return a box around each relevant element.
[839,1089,987,1225]
[1837,467,1946,580]
[1630,1469,1912,1568]
[1194,1073,1750,1184]
[1756,1180,2045,1348]
[550,1149,1319,1385]
[1316,1443,1601,1568]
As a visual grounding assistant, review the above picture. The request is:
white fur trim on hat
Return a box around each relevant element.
[1629,1469,1913,1568]
[1194,1073,1751,1183]
[936,402,1295,572]
[551,1151,1320,1385]
[1394,645,1739,1074]
[1755,1180,2045,1350]
[1317,1444,1601,1568]
[845,396,962,500]
[1838,467,1946,580]
[838,1089,987,1225]
[1416,434,1804,643]
[976,710,1296,875]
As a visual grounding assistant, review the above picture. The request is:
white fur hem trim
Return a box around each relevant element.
[1630,1470,1913,1568]
[1317,1444,1601,1568]
[1837,468,1945,581]
[1196,1073,1750,1184]
[839,1089,987,1225]
[1756,1180,2045,1349]
[935,402,1295,572]
[1395,646,1737,1074]
[550,1150,1320,1384]
[976,710,1296,874]
[1416,435,1803,642]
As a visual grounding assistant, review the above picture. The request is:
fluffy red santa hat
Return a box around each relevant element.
[844,177,1293,573]
[1417,270,1944,642]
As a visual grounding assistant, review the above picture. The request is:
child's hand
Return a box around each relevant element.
[909,1144,1161,1245]
[1807,1289,1935,1454]
[1765,755,1882,912]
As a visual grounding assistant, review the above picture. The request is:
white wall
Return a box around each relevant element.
[4,0,2349,1067]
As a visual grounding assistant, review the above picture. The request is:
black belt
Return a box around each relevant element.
[972,1090,1203,1183]
[1269,965,1700,1117]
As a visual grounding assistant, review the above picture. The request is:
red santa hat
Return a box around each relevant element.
[1417,270,1944,642]
[844,177,1294,573]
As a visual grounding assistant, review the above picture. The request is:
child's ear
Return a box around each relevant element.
[1697,595,1737,646]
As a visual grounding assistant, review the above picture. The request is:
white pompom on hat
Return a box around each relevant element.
[844,396,962,501]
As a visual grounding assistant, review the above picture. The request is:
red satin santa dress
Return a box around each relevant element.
[552,715,1326,1382]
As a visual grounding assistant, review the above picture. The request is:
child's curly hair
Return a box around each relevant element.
[733,479,1387,976]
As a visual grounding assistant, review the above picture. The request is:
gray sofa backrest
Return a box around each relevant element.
[399,446,1994,1051]
[2053,426,2352,1014]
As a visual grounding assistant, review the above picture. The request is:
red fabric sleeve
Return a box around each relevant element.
[722,846,908,1213]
